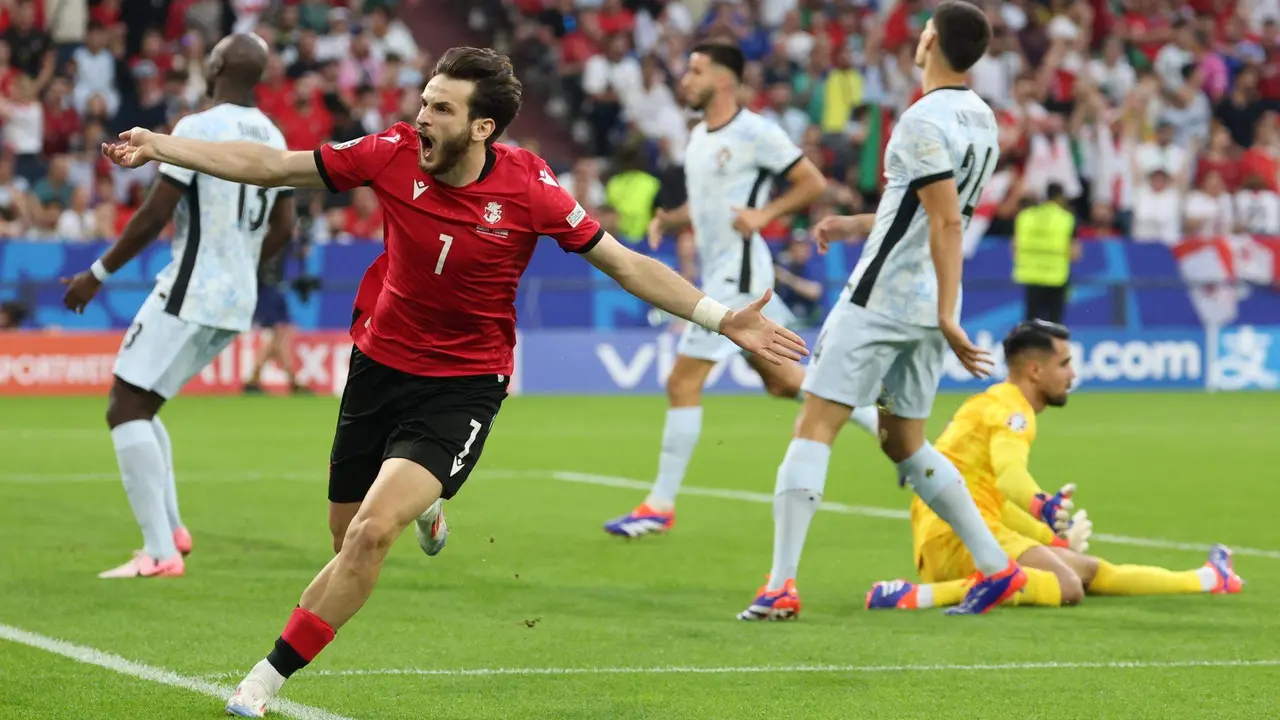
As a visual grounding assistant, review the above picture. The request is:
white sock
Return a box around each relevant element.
[111,420,178,561]
[899,442,1008,576]
[766,438,830,591]
[915,584,935,608]
[645,407,703,510]
[249,657,287,695]
[151,416,184,532]
[849,406,879,438]
[1196,566,1217,592]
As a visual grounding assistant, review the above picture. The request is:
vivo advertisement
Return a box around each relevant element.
[2,238,1279,394]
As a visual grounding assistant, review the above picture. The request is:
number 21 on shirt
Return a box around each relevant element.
[956,144,994,221]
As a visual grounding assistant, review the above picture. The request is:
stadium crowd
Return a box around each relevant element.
[6,0,1280,269]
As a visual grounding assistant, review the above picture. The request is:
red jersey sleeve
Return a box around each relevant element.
[528,162,605,253]
[314,123,413,193]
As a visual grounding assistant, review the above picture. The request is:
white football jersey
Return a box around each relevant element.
[156,103,290,331]
[1234,190,1280,235]
[847,87,999,327]
[684,109,803,298]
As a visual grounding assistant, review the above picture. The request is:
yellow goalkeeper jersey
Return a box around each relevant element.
[911,382,1040,542]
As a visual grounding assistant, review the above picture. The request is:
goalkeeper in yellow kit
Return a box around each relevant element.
[866,320,1243,612]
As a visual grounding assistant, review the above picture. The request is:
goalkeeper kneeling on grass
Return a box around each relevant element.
[866,320,1243,612]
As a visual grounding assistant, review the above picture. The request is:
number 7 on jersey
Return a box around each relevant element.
[435,233,453,275]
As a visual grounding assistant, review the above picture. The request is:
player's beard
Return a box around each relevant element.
[419,127,471,176]
[1045,392,1069,408]
[687,86,714,112]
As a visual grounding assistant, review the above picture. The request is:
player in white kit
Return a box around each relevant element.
[602,43,874,537]
[737,1,1031,619]
[61,35,296,578]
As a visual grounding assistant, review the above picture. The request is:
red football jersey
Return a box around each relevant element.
[315,122,604,377]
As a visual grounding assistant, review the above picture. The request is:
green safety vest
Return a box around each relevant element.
[1012,203,1074,287]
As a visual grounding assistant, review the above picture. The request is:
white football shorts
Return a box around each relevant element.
[801,301,946,419]
[113,289,238,399]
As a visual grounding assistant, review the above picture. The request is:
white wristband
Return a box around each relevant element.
[691,296,730,333]
[89,259,111,282]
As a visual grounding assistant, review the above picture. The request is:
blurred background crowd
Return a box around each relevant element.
[6,0,1280,326]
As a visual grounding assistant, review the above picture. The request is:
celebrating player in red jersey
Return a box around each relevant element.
[102,46,806,716]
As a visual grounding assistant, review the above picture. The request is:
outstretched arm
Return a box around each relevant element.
[582,232,807,365]
[105,127,327,189]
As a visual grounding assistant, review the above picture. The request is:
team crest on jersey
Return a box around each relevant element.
[715,147,732,173]
[483,202,503,225]
[1007,412,1028,432]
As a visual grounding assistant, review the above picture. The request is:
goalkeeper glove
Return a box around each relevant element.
[1029,483,1075,534]
[1051,510,1092,553]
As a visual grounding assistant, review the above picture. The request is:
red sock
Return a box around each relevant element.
[267,607,335,678]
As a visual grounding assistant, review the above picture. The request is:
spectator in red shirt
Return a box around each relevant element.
[255,54,294,120]
[1240,112,1280,191]
[90,0,122,27]
[597,0,635,36]
[332,186,384,241]
[278,75,333,151]
[1123,0,1173,62]
[1197,124,1243,189]
[42,76,80,156]
[883,0,924,52]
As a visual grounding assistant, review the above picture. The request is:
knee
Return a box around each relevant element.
[105,394,143,428]
[666,372,703,406]
[106,382,157,428]
[341,516,398,560]
[1057,570,1086,606]
[763,374,802,399]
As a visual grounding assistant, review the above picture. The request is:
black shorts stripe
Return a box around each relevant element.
[849,188,921,307]
[739,169,770,293]
[314,149,339,193]
[165,176,201,316]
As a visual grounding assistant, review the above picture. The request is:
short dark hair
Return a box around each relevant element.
[1046,182,1066,201]
[1003,320,1070,364]
[691,41,745,82]
[932,1,991,73]
[432,47,523,145]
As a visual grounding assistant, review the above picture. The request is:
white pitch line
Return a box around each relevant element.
[197,658,1280,681]
[4,467,1278,560]
[544,470,1280,560]
[0,623,353,720]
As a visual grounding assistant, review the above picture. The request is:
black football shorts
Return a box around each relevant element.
[328,347,509,503]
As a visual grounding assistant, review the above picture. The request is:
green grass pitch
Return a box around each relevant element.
[2,392,1278,719]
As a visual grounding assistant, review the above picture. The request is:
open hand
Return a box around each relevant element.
[102,127,159,168]
[719,289,808,365]
[1063,509,1091,553]
[647,213,667,250]
[940,319,992,378]
[60,271,103,314]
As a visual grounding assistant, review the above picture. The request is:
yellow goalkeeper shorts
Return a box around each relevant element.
[913,516,1041,584]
